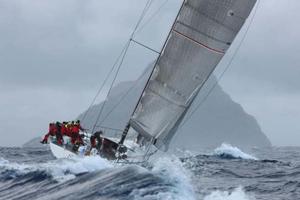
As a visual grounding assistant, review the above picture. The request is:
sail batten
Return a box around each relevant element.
[148,80,188,106]
[172,29,226,54]
[176,21,232,46]
[184,4,239,32]
[130,0,257,151]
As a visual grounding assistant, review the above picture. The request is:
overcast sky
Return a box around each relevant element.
[0,0,299,147]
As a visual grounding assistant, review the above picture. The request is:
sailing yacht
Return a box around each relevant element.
[49,0,257,161]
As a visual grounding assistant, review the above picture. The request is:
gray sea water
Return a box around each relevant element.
[0,144,299,200]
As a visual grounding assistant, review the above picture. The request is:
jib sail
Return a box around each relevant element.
[129,0,257,151]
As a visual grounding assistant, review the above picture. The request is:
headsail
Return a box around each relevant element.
[129,0,257,151]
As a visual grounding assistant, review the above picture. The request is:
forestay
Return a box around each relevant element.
[130,0,257,151]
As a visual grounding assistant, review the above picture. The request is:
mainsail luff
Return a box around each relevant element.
[129,0,257,151]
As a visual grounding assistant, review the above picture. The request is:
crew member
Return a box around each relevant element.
[90,131,103,150]
[55,122,63,145]
[71,121,83,145]
[75,120,85,132]
[40,123,56,144]
[65,121,73,137]
[60,122,68,136]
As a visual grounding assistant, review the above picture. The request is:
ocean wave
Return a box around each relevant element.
[118,155,196,200]
[2,146,300,200]
[1,154,196,200]
[148,155,196,200]
[203,187,255,200]
[0,157,43,181]
[0,156,112,182]
[214,143,258,160]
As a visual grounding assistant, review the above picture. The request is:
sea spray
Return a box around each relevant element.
[0,155,112,182]
[214,143,258,160]
[0,157,39,180]
[150,155,196,200]
[203,187,255,200]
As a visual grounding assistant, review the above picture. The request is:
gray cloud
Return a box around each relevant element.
[0,0,181,146]
[220,0,300,92]
[0,0,181,90]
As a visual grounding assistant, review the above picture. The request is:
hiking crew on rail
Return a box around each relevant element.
[41,120,85,146]
[40,121,125,159]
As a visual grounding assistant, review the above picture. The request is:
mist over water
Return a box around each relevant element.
[0,144,300,200]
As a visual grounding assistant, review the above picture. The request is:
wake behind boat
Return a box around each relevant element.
[40,0,258,162]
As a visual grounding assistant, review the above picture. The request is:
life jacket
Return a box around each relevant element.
[65,124,71,136]
[72,124,80,134]
[67,126,72,137]
[61,125,68,136]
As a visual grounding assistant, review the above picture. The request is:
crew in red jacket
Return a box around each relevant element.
[41,120,86,146]
[65,121,73,137]
[60,122,68,137]
[40,123,56,144]
[55,122,63,145]
[76,120,84,131]
[70,121,84,145]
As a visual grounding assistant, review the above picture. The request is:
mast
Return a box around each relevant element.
[119,0,186,145]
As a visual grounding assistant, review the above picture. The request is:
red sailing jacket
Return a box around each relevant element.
[71,124,80,134]
[49,124,57,136]
[61,125,68,136]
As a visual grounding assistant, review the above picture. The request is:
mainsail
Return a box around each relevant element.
[129,0,257,151]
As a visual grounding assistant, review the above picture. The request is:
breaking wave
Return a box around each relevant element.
[149,155,195,200]
[203,187,255,200]
[0,154,195,200]
[0,156,112,182]
[2,146,300,199]
[214,143,258,160]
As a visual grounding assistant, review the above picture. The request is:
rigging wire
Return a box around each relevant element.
[82,0,155,125]
[91,41,131,134]
[178,0,261,130]
[131,0,155,38]
[84,0,172,127]
[81,43,132,123]
[96,0,176,128]
[90,0,155,133]
[135,0,170,34]
[98,67,151,125]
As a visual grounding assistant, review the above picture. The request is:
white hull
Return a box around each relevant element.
[50,142,77,159]
[49,140,150,163]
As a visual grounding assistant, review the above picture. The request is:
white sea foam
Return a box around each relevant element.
[0,156,112,182]
[203,187,255,200]
[214,143,258,160]
[127,154,196,200]
[0,157,38,178]
[43,156,113,182]
[149,155,196,200]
